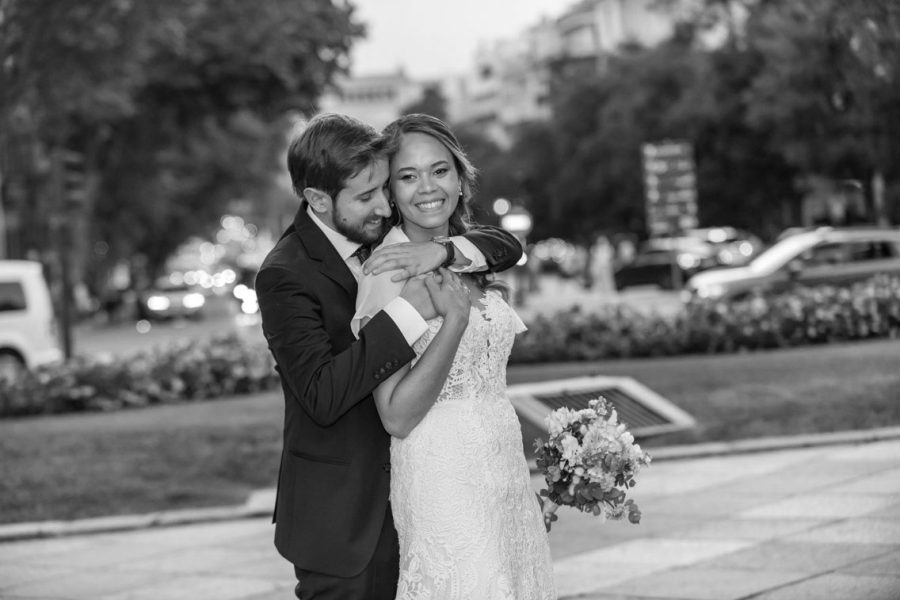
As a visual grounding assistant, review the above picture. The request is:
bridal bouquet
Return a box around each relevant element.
[535,396,651,525]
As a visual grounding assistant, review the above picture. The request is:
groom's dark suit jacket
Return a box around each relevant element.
[255,206,522,578]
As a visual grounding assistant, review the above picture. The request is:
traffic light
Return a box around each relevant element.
[60,149,87,206]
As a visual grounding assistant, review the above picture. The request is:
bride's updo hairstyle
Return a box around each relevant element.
[382,113,508,297]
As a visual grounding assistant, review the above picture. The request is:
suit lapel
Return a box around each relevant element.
[293,208,357,298]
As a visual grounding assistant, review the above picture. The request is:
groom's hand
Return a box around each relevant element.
[364,242,451,282]
[399,275,438,321]
[537,493,559,532]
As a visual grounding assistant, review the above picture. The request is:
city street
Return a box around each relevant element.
[69,275,682,360]
[71,295,263,359]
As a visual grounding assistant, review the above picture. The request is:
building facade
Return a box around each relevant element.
[447,0,690,145]
[318,70,425,131]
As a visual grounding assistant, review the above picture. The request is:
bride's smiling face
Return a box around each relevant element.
[389,132,460,239]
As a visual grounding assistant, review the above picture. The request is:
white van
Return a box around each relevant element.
[0,260,63,381]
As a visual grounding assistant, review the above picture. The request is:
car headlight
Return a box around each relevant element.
[182,293,206,309]
[146,295,171,311]
[695,283,726,299]
[676,253,701,270]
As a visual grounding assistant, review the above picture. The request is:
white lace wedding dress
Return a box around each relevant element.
[391,289,556,599]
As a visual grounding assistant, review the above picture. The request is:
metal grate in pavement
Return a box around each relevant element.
[534,387,672,430]
[508,375,695,438]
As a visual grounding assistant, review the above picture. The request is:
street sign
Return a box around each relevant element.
[641,140,698,237]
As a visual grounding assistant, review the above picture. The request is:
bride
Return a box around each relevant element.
[353,114,556,599]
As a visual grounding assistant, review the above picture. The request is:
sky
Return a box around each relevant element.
[348,0,566,80]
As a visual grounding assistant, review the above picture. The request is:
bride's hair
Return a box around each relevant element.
[382,114,509,299]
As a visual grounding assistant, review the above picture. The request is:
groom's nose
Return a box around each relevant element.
[372,189,392,217]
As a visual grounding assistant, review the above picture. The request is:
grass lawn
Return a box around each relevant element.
[2,338,899,524]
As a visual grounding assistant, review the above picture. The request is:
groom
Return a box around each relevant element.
[255,113,522,599]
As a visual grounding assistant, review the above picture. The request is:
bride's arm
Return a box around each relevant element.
[366,270,471,438]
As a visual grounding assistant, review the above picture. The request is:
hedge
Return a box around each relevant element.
[0,334,278,417]
[510,274,900,363]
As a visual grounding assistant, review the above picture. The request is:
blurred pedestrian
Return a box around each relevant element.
[589,234,616,295]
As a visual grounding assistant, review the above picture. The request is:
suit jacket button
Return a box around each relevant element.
[374,373,381,380]
[382,463,391,472]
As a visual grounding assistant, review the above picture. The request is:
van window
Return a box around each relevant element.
[805,243,847,266]
[0,281,27,312]
[845,241,896,261]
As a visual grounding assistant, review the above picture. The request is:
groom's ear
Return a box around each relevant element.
[303,188,332,214]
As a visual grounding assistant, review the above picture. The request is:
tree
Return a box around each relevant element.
[742,0,900,223]
[1,0,365,287]
[401,84,448,121]
[539,36,715,242]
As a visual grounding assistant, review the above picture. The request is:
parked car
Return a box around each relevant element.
[0,260,62,381]
[614,237,717,290]
[684,227,764,267]
[684,227,900,302]
[136,278,207,321]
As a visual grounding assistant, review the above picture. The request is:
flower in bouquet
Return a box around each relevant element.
[535,396,651,525]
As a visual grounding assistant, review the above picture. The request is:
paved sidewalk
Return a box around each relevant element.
[1,437,899,599]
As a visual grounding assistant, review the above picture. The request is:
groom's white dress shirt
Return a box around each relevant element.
[306,207,486,343]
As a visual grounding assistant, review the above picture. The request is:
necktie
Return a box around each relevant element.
[351,244,371,264]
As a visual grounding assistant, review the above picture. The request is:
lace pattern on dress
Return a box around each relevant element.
[393,291,555,599]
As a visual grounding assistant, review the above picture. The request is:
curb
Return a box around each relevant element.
[0,489,275,544]
[644,425,900,461]
[4,427,900,544]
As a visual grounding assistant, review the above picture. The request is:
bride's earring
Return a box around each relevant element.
[390,201,403,225]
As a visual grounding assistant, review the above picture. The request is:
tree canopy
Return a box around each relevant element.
[1,0,364,285]
[459,0,899,242]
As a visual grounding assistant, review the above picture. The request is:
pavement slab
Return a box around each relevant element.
[738,491,896,519]
[97,574,282,600]
[867,501,900,520]
[837,549,900,578]
[751,573,900,600]
[826,439,900,463]
[3,436,900,600]
[835,467,900,495]
[691,540,897,573]
[785,517,900,545]
[2,568,162,599]
[596,565,811,600]
[676,517,830,541]
[553,538,757,597]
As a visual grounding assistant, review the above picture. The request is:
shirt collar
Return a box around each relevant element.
[306,206,362,262]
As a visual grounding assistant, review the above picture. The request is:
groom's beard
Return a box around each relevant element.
[334,210,387,246]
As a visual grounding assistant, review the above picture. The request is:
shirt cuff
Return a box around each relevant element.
[448,236,486,272]
[383,297,428,345]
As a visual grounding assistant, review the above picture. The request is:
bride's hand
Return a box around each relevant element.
[423,268,471,325]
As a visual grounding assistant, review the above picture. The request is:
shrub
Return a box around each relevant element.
[0,334,279,418]
[510,274,900,363]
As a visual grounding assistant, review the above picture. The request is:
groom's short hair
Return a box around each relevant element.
[287,113,387,201]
